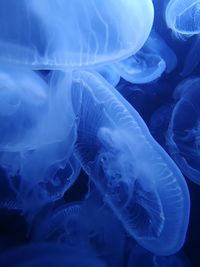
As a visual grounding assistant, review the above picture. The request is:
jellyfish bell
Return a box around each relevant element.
[0,0,154,69]
[72,70,190,255]
[165,0,200,37]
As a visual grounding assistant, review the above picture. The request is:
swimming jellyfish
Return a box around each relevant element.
[72,70,190,255]
[165,0,200,37]
[0,0,154,69]
[0,67,79,213]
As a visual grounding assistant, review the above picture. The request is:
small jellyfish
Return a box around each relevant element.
[0,0,154,69]
[114,31,177,84]
[165,0,200,37]
[72,70,190,255]
[167,77,200,184]
[33,202,85,246]
[114,43,166,84]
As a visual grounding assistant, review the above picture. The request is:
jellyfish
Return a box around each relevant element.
[167,77,200,184]
[114,43,166,84]
[0,67,79,215]
[0,243,106,267]
[113,31,177,84]
[33,202,86,246]
[165,0,200,37]
[72,70,190,255]
[0,0,154,69]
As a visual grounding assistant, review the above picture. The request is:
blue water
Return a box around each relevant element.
[0,0,199,266]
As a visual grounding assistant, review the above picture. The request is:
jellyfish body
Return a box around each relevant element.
[114,42,166,84]
[0,68,78,213]
[33,202,85,246]
[167,77,200,184]
[72,70,190,255]
[165,0,200,36]
[114,31,177,84]
[0,0,154,69]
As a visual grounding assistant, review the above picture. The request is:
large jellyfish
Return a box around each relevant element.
[0,0,154,69]
[72,70,190,255]
[167,77,200,184]
[165,0,200,36]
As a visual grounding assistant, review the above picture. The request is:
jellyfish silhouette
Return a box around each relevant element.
[165,0,200,37]
[0,243,106,267]
[72,70,190,255]
[0,0,154,69]
[167,77,200,184]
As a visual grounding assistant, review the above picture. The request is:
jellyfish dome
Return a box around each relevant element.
[165,0,200,36]
[0,0,154,69]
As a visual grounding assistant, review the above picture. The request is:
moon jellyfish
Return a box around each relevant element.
[0,68,78,214]
[72,70,190,255]
[114,31,177,84]
[167,77,200,184]
[0,0,154,69]
[165,0,200,36]
[33,202,85,246]
[114,43,166,84]
[0,243,106,267]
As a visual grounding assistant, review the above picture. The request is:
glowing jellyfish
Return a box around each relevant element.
[33,202,85,246]
[167,77,200,184]
[0,68,79,213]
[165,0,200,36]
[0,243,106,267]
[0,0,154,69]
[72,70,190,255]
[114,31,177,84]
[114,43,166,84]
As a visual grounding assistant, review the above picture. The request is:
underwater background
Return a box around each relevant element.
[0,0,200,266]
